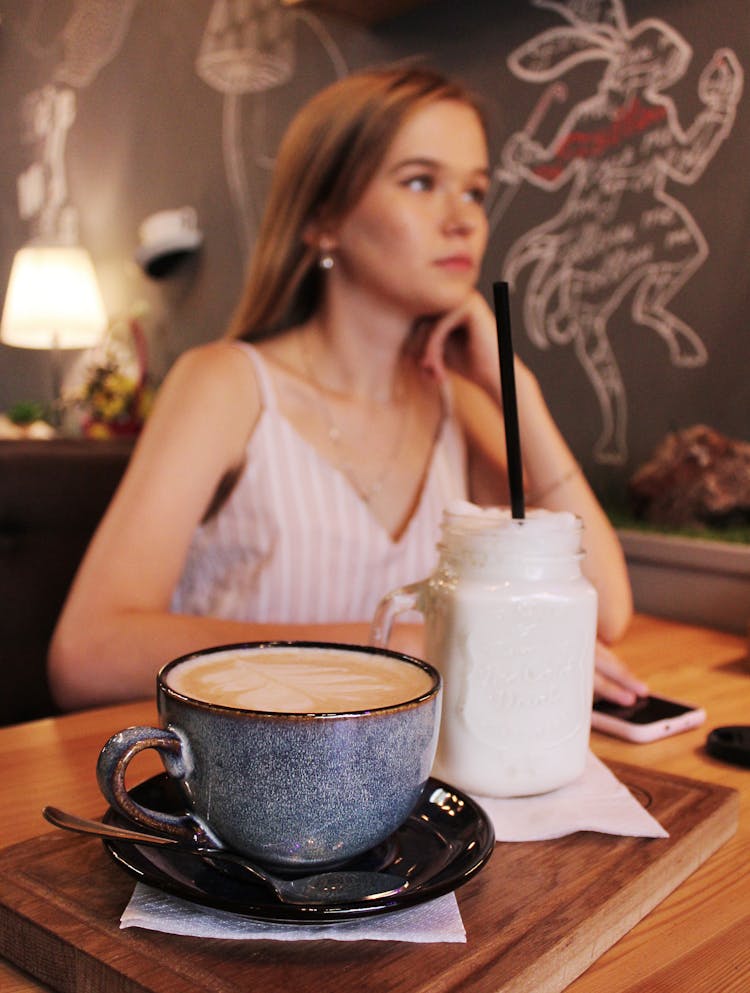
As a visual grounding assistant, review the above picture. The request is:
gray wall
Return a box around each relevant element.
[1,0,748,504]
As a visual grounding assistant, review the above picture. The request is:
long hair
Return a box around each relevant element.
[227,66,487,342]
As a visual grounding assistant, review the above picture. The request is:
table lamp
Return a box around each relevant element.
[0,244,108,422]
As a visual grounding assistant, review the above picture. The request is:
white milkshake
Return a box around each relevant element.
[372,502,597,796]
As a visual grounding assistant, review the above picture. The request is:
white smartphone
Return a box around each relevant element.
[591,694,706,743]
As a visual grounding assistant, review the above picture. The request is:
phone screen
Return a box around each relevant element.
[592,695,694,725]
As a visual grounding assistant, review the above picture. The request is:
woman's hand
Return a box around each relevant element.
[594,640,649,706]
[414,291,501,393]
[415,290,538,407]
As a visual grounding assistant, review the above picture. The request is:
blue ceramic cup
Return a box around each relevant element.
[96,641,441,869]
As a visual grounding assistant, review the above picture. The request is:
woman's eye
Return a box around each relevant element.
[464,185,488,205]
[403,174,434,192]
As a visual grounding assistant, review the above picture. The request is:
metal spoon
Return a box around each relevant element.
[43,806,408,906]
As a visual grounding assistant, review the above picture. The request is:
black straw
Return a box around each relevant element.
[492,281,525,520]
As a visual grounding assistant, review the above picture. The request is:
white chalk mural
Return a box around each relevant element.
[12,0,347,261]
[492,0,743,463]
[196,0,347,257]
[15,0,138,245]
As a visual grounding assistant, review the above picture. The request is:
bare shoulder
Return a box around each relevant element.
[161,339,260,424]
[167,340,259,401]
[129,340,262,478]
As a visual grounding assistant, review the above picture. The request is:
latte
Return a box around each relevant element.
[166,646,434,713]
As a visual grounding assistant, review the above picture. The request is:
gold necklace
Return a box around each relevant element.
[298,329,410,504]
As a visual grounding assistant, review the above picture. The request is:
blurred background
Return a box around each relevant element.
[1,0,748,503]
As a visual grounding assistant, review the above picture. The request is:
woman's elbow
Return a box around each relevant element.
[47,619,97,711]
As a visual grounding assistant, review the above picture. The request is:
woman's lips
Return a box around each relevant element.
[434,255,474,271]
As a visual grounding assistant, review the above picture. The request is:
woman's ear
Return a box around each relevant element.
[302,221,338,253]
[318,233,338,253]
[303,224,338,271]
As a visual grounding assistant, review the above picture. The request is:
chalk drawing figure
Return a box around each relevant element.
[196,0,347,257]
[15,0,138,245]
[18,85,79,244]
[494,0,743,463]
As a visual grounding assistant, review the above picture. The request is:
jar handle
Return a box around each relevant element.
[370,581,424,649]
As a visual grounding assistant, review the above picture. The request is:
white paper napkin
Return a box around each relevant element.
[121,886,466,942]
[476,751,669,842]
[120,752,666,942]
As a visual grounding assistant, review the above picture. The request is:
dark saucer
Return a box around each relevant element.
[102,775,495,923]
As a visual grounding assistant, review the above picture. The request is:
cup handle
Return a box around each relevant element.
[96,726,213,845]
[370,581,424,649]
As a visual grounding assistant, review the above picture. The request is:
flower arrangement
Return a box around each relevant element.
[68,308,155,438]
[77,363,152,438]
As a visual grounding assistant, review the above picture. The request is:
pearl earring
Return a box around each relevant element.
[318,251,335,270]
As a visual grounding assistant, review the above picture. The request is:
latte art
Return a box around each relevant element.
[167,647,434,713]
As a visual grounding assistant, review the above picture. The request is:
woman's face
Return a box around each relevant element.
[324,99,490,320]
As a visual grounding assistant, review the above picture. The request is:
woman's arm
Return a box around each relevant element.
[418,289,635,645]
[48,342,407,711]
[48,342,253,707]
[451,370,633,643]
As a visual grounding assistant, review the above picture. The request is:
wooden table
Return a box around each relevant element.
[0,614,748,992]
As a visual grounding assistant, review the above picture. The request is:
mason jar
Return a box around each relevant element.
[371,505,597,796]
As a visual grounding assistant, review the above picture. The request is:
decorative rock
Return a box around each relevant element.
[628,425,750,529]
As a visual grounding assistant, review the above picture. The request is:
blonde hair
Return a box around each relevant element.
[227,66,487,342]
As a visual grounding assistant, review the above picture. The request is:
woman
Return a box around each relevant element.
[49,66,643,710]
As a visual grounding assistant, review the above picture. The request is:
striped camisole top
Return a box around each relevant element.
[170,342,468,623]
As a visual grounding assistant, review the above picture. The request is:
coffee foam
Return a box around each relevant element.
[166,647,434,714]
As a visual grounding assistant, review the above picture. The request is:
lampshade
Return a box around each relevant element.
[1,245,108,350]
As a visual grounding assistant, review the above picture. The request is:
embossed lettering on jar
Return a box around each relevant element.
[372,504,597,797]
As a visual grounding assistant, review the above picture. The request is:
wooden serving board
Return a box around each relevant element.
[0,761,738,993]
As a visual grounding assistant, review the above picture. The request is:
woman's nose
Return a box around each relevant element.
[442,192,475,234]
